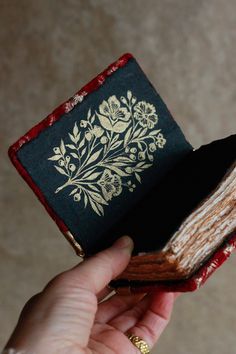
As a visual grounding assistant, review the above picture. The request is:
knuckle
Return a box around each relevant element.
[94,251,115,274]
[43,272,69,291]
[136,322,157,343]
[95,249,112,264]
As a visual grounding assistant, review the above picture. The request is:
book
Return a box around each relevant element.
[8,53,236,294]
[109,135,236,293]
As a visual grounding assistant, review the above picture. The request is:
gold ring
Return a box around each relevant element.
[125,332,150,353]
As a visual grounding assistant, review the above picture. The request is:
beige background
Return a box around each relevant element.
[1,1,236,353]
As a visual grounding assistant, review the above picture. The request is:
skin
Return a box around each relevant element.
[4,236,179,354]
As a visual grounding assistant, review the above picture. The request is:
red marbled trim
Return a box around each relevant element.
[129,232,236,293]
[8,53,133,238]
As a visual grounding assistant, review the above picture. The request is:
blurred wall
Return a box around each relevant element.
[0,1,236,353]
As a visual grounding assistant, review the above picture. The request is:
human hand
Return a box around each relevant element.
[4,236,178,354]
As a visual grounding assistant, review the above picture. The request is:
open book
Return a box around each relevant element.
[8,53,236,294]
[109,135,236,292]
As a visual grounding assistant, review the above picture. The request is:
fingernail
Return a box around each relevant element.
[113,235,134,252]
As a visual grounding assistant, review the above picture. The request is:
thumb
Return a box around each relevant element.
[66,235,134,295]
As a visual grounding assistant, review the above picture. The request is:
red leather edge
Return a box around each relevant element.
[127,232,236,293]
[8,53,133,236]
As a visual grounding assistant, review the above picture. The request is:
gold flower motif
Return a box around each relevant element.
[98,169,122,201]
[48,90,167,216]
[155,132,166,148]
[134,101,158,129]
[97,95,131,133]
[91,125,104,138]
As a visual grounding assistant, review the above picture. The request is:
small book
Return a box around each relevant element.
[8,53,236,294]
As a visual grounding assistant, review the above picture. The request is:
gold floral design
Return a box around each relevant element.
[97,95,131,133]
[48,90,167,216]
[134,101,158,128]
[98,169,122,201]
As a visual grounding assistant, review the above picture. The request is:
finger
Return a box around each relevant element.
[108,290,175,333]
[97,286,115,303]
[64,235,134,295]
[95,292,146,323]
[126,291,175,350]
[96,289,179,322]
[108,293,152,331]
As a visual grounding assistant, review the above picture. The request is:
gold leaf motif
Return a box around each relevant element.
[86,149,103,165]
[127,90,132,100]
[48,155,61,161]
[81,168,96,179]
[89,185,100,192]
[89,191,108,205]
[85,172,102,180]
[124,127,132,145]
[135,173,141,183]
[73,122,79,136]
[60,140,66,155]
[54,165,68,175]
[69,188,78,195]
[110,141,122,150]
[66,144,76,150]
[49,90,167,216]
[69,133,76,143]
[78,138,85,149]
[105,165,129,177]
[70,152,79,159]
[84,194,88,207]
[90,199,103,216]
